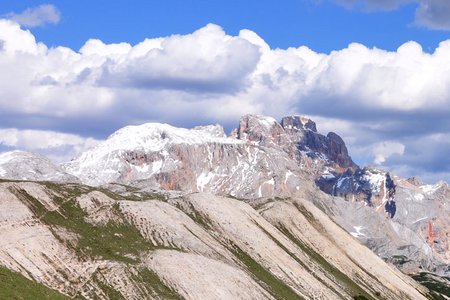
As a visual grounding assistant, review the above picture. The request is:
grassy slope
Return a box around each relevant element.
[7,182,183,299]
[0,266,70,300]
[412,272,450,300]
[1,180,437,300]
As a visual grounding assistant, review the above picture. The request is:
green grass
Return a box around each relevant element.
[252,221,348,298]
[292,202,327,235]
[90,269,125,300]
[137,269,184,300]
[10,186,166,263]
[277,224,375,300]
[171,199,213,230]
[228,242,303,300]
[186,203,213,230]
[6,182,187,299]
[42,181,167,203]
[0,266,71,300]
[412,272,450,300]
[109,183,169,201]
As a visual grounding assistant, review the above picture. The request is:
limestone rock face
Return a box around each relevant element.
[62,115,356,199]
[1,114,449,294]
[281,115,318,132]
[0,151,79,183]
[0,180,430,299]
[236,114,285,147]
[316,166,450,277]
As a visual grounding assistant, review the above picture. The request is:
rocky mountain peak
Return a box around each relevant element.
[232,114,356,171]
[1,115,449,290]
[234,114,285,146]
[59,114,358,190]
[281,115,317,132]
[0,150,79,183]
[326,131,354,169]
[406,176,424,187]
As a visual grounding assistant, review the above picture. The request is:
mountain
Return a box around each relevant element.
[62,115,355,197]
[316,166,450,277]
[0,114,449,299]
[0,150,79,183]
[0,180,430,299]
[60,114,450,278]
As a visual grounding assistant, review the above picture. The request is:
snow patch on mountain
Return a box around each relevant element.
[420,181,446,195]
[0,150,79,183]
[89,123,239,155]
[350,226,366,238]
[62,123,246,186]
[255,115,277,129]
[0,151,15,164]
[197,172,215,192]
[362,169,385,194]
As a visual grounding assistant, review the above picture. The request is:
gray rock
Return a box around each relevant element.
[0,150,79,183]
[62,114,356,198]
[6,114,449,282]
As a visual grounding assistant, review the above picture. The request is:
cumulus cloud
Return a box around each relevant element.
[332,0,450,30]
[0,128,100,162]
[6,4,61,28]
[1,20,450,182]
[372,141,405,164]
[415,0,450,30]
[93,25,261,93]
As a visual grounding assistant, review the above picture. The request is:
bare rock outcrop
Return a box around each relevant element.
[0,151,79,183]
[0,180,433,299]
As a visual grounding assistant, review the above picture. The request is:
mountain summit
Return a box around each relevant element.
[62,114,356,196]
[0,114,448,299]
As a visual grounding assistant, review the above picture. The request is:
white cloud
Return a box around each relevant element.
[1,19,450,182]
[6,4,61,28]
[0,128,100,162]
[333,0,450,31]
[415,0,450,30]
[94,24,261,93]
[306,41,450,112]
[372,141,405,164]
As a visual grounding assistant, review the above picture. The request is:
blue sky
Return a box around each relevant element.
[2,0,449,52]
[1,1,450,183]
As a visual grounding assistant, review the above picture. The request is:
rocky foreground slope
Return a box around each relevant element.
[0,179,433,299]
[0,114,449,298]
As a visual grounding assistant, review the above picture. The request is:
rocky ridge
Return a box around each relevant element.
[0,180,431,299]
[0,114,449,298]
[62,115,356,197]
[0,151,79,183]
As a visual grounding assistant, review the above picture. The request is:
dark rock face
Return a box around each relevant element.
[317,168,374,204]
[235,115,357,171]
[326,132,354,169]
[281,116,317,132]
[385,199,396,218]
[316,167,398,218]
[295,130,356,169]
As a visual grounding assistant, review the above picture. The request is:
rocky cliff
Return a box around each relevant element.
[61,115,356,197]
[0,114,449,298]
